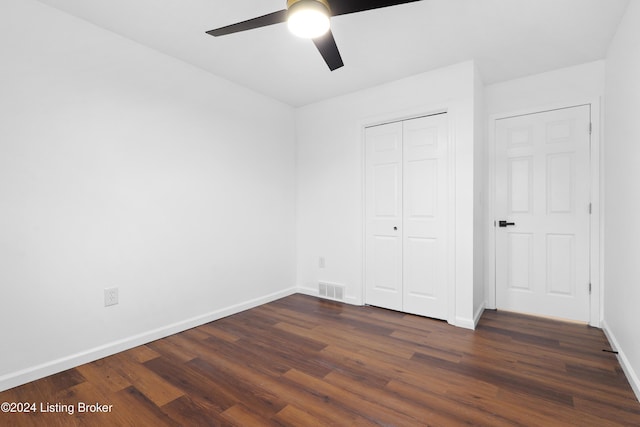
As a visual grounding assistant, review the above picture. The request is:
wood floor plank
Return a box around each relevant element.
[273,403,362,427]
[256,304,322,330]
[222,403,281,427]
[186,357,288,419]
[1,293,639,426]
[106,352,184,407]
[384,378,513,426]
[63,381,133,427]
[145,335,199,363]
[112,386,180,427]
[202,335,293,377]
[74,360,131,394]
[325,370,479,426]
[142,356,235,413]
[282,368,423,426]
[123,345,161,364]
[160,395,229,426]
[573,395,640,425]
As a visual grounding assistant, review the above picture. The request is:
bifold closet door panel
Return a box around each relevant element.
[401,114,448,320]
[364,122,403,311]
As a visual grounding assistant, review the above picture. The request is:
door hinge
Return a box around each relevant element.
[589,203,592,214]
[589,283,592,294]
[589,122,592,134]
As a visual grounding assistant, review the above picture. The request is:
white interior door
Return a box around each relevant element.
[365,114,448,320]
[365,122,403,311]
[402,115,448,319]
[495,105,591,321]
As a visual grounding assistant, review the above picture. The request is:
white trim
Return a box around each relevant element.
[589,99,603,327]
[473,302,486,329]
[486,99,602,326]
[486,109,497,310]
[596,96,606,327]
[0,287,297,393]
[602,320,640,402]
[454,302,484,330]
[357,103,457,325]
[447,111,458,327]
[455,316,476,330]
[357,105,449,130]
[297,284,360,306]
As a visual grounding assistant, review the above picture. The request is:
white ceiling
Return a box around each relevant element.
[35,0,629,107]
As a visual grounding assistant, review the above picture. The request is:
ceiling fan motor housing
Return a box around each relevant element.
[287,0,331,15]
[287,0,331,13]
[286,0,332,39]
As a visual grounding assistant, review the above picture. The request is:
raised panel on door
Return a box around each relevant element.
[402,114,448,320]
[507,233,533,291]
[365,122,403,311]
[405,236,437,296]
[495,105,590,321]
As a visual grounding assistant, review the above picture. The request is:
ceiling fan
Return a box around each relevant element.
[206,0,423,71]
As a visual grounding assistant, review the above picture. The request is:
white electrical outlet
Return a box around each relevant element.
[319,256,326,268]
[104,287,119,307]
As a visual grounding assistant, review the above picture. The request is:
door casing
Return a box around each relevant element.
[364,113,450,319]
[486,100,602,327]
[360,106,457,326]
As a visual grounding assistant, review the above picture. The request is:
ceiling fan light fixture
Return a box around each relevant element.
[287,0,331,39]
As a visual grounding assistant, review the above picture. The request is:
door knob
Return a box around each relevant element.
[393,226,398,231]
[498,220,515,227]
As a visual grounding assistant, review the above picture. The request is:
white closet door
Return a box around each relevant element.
[365,114,449,320]
[402,114,448,319]
[495,105,590,321]
[365,122,403,311]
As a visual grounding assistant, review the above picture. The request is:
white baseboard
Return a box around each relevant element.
[301,285,483,330]
[602,320,640,402]
[297,285,361,306]
[450,304,486,330]
[473,302,486,329]
[0,287,297,393]
[455,316,476,330]
[296,285,316,297]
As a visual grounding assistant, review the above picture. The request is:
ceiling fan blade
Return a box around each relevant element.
[312,30,344,71]
[329,0,422,17]
[206,10,288,36]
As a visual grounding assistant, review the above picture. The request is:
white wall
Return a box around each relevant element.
[295,61,479,328]
[486,61,605,116]
[484,61,605,313]
[603,1,640,400]
[0,0,296,391]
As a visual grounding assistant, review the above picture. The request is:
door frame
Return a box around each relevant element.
[359,105,457,326]
[486,99,602,327]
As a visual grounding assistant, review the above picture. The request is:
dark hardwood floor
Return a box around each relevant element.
[1,294,639,426]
